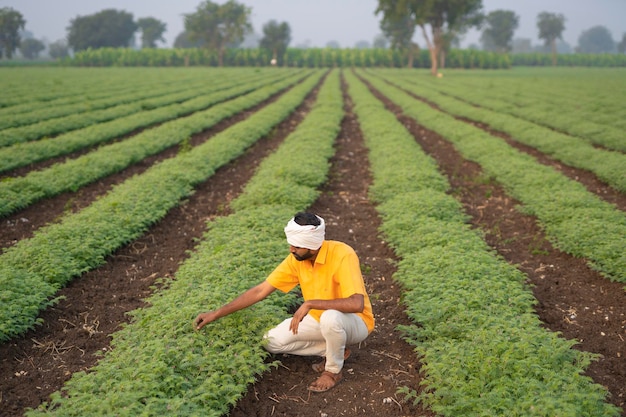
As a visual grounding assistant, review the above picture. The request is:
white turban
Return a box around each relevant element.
[284,215,325,250]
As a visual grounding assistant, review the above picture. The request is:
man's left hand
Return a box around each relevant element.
[289,302,310,334]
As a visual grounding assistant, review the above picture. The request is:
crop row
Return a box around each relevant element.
[0,67,191,108]
[345,70,619,416]
[0,69,294,147]
[401,69,626,152]
[0,70,324,342]
[405,68,626,131]
[368,69,626,193]
[359,70,626,284]
[511,52,626,68]
[0,70,232,130]
[0,69,301,175]
[27,70,343,416]
[0,70,308,216]
[447,74,626,132]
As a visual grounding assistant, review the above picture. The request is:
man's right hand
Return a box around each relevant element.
[193,281,277,331]
[194,311,218,330]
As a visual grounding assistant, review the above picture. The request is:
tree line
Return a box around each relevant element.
[0,1,292,64]
[374,0,625,73]
[1,1,625,71]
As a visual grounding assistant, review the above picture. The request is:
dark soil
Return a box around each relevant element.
[1,71,624,416]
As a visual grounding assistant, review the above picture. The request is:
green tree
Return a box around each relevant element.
[577,25,615,53]
[20,37,44,59]
[480,9,518,52]
[618,33,626,54]
[439,29,464,68]
[137,17,166,48]
[379,12,416,67]
[537,11,565,66]
[184,0,252,66]
[376,0,483,75]
[0,7,26,59]
[259,20,291,64]
[48,39,69,59]
[67,9,137,51]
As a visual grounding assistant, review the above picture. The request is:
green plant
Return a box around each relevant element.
[177,136,192,154]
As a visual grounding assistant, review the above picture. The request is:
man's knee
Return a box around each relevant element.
[320,310,369,344]
[263,322,293,353]
[319,309,344,333]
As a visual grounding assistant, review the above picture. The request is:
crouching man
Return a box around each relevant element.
[194,212,374,392]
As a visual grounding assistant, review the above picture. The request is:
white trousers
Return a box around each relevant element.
[263,310,369,374]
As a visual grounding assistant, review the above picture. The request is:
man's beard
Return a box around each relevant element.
[293,250,314,261]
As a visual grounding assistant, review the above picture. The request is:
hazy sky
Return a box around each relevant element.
[3,0,625,49]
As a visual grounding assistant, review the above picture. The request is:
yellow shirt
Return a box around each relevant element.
[266,240,374,333]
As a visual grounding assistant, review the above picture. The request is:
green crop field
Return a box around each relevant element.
[0,66,624,417]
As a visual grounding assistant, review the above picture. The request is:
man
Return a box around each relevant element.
[194,212,374,392]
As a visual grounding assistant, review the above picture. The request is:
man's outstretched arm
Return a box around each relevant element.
[194,281,277,330]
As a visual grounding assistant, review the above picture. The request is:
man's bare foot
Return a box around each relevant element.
[308,371,343,392]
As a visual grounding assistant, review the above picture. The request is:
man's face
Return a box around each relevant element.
[290,245,315,261]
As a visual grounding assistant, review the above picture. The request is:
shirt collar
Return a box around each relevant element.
[314,240,328,265]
